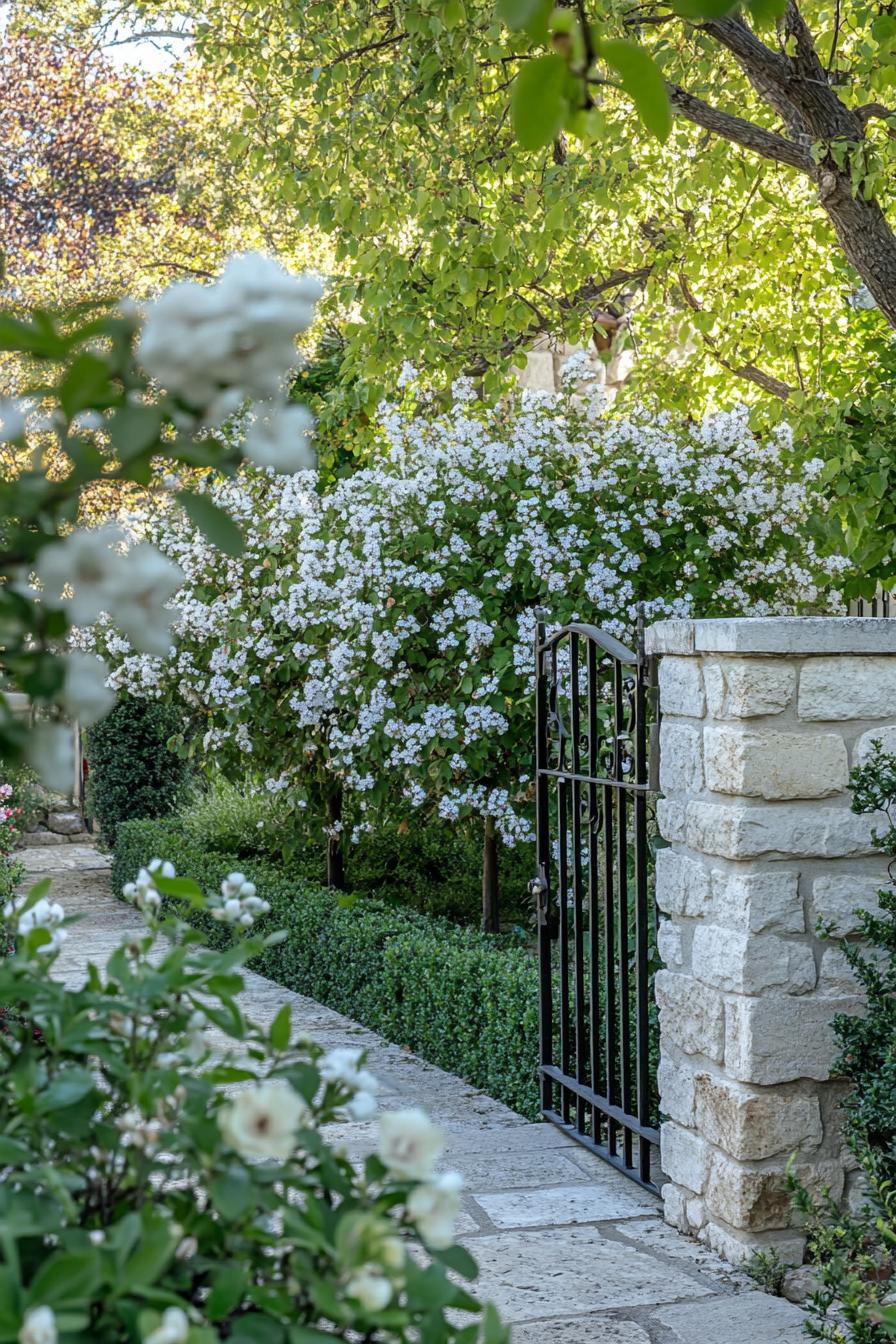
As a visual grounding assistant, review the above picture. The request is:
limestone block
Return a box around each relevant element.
[685,800,879,860]
[659,656,706,717]
[692,925,816,995]
[685,1196,706,1232]
[703,727,848,801]
[816,947,863,996]
[517,350,556,392]
[710,868,804,935]
[798,657,896,721]
[700,1220,806,1270]
[661,1121,710,1194]
[656,798,687,843]
[693,1073,823,1160]
[661,1181,688,1232]
[811,873,889,935]
[704,660,795,720]
[655,970,725,1061]
[724,995,863,1084]
[704,1152,791,1230]
[855,724,896,764]
[657,1055,696,1127]
[47,810,84,836]
[657,918,683,968]
[655,847,712,918]
[659,722,704,795]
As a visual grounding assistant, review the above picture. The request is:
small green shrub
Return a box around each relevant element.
[86,699,191,845]
[114,818,542,1118]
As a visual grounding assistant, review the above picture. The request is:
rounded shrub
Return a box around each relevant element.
[86,699,190,844]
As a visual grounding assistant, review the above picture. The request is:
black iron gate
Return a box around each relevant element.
[531,614,660,1191]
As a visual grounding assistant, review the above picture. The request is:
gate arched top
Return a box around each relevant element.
[536,621,637,667]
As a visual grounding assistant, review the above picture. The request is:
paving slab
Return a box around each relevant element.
[33,847,810,1339]
[650,1291,808,1343]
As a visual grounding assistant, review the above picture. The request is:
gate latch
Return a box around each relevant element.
[528,868,549,925]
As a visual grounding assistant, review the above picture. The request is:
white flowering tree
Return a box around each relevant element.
[96,366,850,928]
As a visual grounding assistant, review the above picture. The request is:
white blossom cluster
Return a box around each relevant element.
[122,857,175,916]
[209,871,271,927]
[91,380,849,845]
[2,892,67,955]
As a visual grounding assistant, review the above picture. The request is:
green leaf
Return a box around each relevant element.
[152,875,204,903]
[497,0,551,36]
[431,1244,479,1280]
[28,1251,102,1306]
[209,1167,255,1221]
[59,354,110,416]
[38,1069,95,1111]
[269,1002,291,1051]
[206,1265,248,1320]
[178,490,245,557]
[0,1137,32,1165]
[510,54,569,150]
[109,403,165,460]
[600,39,671,141]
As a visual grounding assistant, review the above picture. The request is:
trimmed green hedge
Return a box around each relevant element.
[114,818,542,1118]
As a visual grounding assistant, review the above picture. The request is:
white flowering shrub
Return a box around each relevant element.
[0,867,508,1344]
[94,373,849,892]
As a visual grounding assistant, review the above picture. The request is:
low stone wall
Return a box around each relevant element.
[646,616,896,1265]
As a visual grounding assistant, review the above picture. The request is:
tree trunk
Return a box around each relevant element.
[816,168,896,330]
[482,815,499,933]
[326,785,345,890]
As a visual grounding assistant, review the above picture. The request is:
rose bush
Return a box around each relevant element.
[90,366,851,920]
[0,861,508,1344]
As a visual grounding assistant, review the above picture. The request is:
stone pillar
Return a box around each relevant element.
[646,617,896,1266]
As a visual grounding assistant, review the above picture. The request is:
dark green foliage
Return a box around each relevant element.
[177,780,535,927]
[797,745,896,1343]
[114,818,543,1118]
[86,700,191,845]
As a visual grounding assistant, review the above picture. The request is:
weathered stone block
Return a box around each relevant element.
[661,1121,709,1194]
[655,971,724,1061]
[704,660,795,720]
[693,1074,822,1161]
[855,724,896,765]
[811,873,889,935]
[703,727,848,801]
[692,925,816,995]
[657,1055,696,1127]
[657,918,683,968]
[724,996,863,1084]
[47,810,84,836]
[701,1221,806,1270]
[656,798,687,844]
[655,847,712,918]
[659,656,706,717]
[659,723,704,794]
[685,800,879,860]
[705,1153,791,1230]
[798,657,896,721]
[710,868,804,934]
[816,947,863,996]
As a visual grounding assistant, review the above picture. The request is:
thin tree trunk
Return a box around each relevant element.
[815,169,896,330]
[326,785,345,890]
[482,815,499,933]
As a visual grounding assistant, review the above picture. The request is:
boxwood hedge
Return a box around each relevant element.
[114,818,542,1118]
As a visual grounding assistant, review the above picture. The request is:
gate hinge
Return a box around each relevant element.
[528,868,549,925]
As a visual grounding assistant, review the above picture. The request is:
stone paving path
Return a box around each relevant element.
[31,844,810,1343]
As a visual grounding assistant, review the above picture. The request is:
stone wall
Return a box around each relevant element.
[646,617,896,1265]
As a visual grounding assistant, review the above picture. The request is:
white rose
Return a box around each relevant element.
[218,1080,308,1161]
[61,652,115,726]
[244,404,315,474]
[406,1171,463,1249]
[144,1306,190,1344]
[347,1090,378,1121]
[18,1308,56,1344]
[26,723,75,794]
[346,1268,392,1313]
[377,1108,443,1181]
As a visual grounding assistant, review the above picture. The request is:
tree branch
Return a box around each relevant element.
[678,272,793,400]
[855,102,896,129]
[668,86,812,171]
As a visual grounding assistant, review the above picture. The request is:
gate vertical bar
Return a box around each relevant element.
[634,617,653,1185]
[533,612,554,1115]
